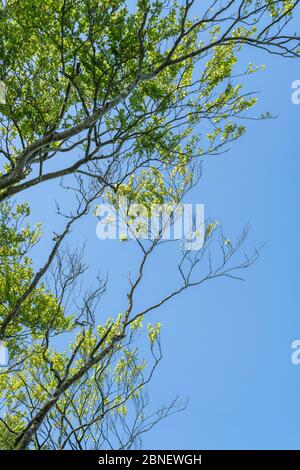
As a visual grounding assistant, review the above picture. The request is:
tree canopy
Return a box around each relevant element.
[0,0,299,450]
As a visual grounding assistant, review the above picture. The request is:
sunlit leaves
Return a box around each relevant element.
[0,203,73,354]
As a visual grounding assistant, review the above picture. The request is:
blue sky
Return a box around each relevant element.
[15,4,300,450]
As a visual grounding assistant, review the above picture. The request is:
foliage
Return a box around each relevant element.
[0,0,298,450]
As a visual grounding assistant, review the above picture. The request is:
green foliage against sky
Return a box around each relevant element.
[0,203,73,350]
[0,0,299,450]
[0,0,297,201]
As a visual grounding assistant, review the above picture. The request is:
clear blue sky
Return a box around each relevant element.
[17,4,300,450]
